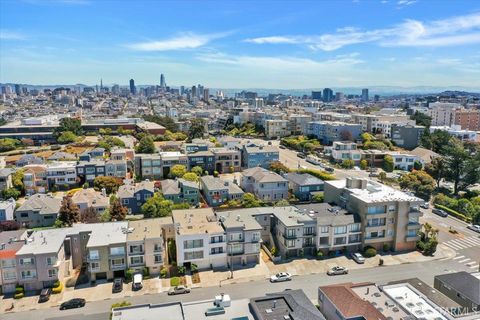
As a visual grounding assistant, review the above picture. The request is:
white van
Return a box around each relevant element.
[132,274,143,291]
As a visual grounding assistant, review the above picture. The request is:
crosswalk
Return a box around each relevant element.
[442,236,480,251]
[443,236,480,270]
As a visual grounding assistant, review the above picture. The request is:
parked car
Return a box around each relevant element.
[420,202,430,209]
[132,273,143,291]
[327,266,349,276]
[112,278,123,293]
[351,252,365,264]
[432,208,448,217]
[270,272,292,282]
[279,145,286,149]
[325,167,334,173]
[297,152,306,159]
[467,224,480,233]
[38,288,51,303]
[369,172,379,177]
[60,298,86,310]
[168,285,191,295]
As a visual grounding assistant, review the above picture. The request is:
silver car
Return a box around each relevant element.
[327,266,349,276]
[270,272,292,282]
[351,252,365,264]
[168,285,191,295]
[467,225,480,233]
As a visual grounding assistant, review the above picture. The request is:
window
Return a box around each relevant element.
[334,237,347,245]
[184,239,204,249]
[1,259,15,268]
[348,234,361,243]
[3,270,16,280]
[349,223,361,232]
[136,194,141,201]
[46,256,57,266]
[184,251,204,260]
[286,229,296,238]
[228,243,243,254]
[367,206,386,215]
[21,270,36,279]
[154,243,162,252]
[129,245,144,254]
[252,232,260,242]
[122,199,129,205]
[89,250,99,260]
[407,230,417,237]
[229,233,243,241]
[90,262,100,271]
[154,254,162,263]
[367,218,386,227]
[48,269,57,278]
[111,258,125,267]
[320,226,329,233]
[110,247,125,256]
[211,247,224,255]
[20,258,34,265]
[285,239,296,248]
[334,226,347,234]
[130,256,144,265]
[304,226,315,235]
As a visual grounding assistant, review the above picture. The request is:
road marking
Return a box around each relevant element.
[461,237,480,246]
[448,240,469,249]
[458,258,471,263]
[453,255,465,260]
[469,265,479,269]
[443,242,465,250]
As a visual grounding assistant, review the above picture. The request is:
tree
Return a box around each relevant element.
[383,155,394,172]
[191,166,204,176]
[141,194,173,218]
[169,164,187,179]
[58,196,80,227]
[2,188,20,200]
[274,199,290,207]
[269,161,290,174]
[182,172,199,182]
[341,159,355,169]
[188,118,206,140]
[311,193,324,203]
[420,128,432,150]
[411,111,432,127]
[54,118,82,137]
[109,199,128,221]
[241,193,264,208]
[399,170,436,201]
[93,176,123,194]
[425,157,446,188]
[136,135,155,154]
[97,136,125,152]
[80,206,99,224]
[12,169,24,194]
[443,138,477,194]
[57,131,77,144]
[339,130,353,141]
[430,130,452,154]
[0,138,21,152]
[360,159,368,170]
[413,161,423,171]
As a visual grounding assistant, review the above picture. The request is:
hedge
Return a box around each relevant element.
[363,247,377,258]
[52,282,63,294]
[170,277,180,287]
[434,204,472,223]
[14,292,24,299]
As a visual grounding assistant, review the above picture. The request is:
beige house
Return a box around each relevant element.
[71,188,109,214]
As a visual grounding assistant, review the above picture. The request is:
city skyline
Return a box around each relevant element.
[1,0,480,88]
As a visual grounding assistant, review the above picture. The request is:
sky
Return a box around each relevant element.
[1,0,480,89]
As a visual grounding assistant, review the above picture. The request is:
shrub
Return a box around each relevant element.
[270,246,277,257]
[177,266,186,276]
[423,238,438,256]
[52,282,63,294]
[125,268,133,283]
[170,276,180,287]
[363,247,377,258]
[191,263,198,272]
[160,267,168,278]
[53,280,61,288]
[379,258,384,266]
[316,250,324,260]
[15,286,24,294]
[213,170,219,177]
[416,240,426,252]
[382,243,390,252]
[434,204,472,223]
[14,292,24,299]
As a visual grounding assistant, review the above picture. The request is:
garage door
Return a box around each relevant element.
[231,256,242,266]
[2,283,16,294]
[246,255,258,264]
[95,272,107,280]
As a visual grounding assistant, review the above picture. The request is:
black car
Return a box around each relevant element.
[112,278,123,293]
[38,288,52,303]
[60,298,86,310]
[297,152,306,159]
[432,208,448,217]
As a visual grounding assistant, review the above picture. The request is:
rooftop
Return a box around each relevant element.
[0,230,26,259]
[295,203,361,226]
[112,302,184,320]
[172,208,224,235]
[85,221,129,248]
[17,193,62,215]
[271,206,315,227]
[126,218,171,242]
[71,188,109,208]
[435,271,480,305]
[217,210,262,231]
[242,167,287,183]
[285,172,325,186]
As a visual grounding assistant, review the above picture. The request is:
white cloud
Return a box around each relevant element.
[397,0,417,6]
[245,12,480,50]
[0,30,26,40]
[127,32,226,51]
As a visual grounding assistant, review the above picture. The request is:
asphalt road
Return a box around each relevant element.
[4,257,475,320]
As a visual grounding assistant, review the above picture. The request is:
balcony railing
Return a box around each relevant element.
[128,250,144,256]
[110,263,126,270]
[283,233,297,240]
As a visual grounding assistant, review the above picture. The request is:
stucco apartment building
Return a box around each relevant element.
[15,193,62,228]
[324,178,424,251]
[240,167,288,202]
[0,230,27,294]
[172,208,227,269]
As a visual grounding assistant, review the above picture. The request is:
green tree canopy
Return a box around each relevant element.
[443,138,479,194]
[383,155,394,172]
[2,188,20,200]
[136,135,155,154]
[399,170,436,201]
[93,176,123,194]
[54,118,82,137]
[191,166,204,177]
[141,194,173,218]
[169,164,187,179]
[269,161,290,174]
[241,193,264,208]
[187,118,206,140]
[182,172,199,182]
[411,111,432,127]
[57,131,77,144]
[0,138,21,152]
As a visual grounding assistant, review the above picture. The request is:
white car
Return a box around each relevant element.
[270,272,292,282]
[467,225,480,233]
[351,252,365,264]
[327,266,349,276]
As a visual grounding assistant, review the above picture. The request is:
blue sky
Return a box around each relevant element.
[1,0,480,88]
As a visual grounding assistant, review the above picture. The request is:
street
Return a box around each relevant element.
[3,257,475,320]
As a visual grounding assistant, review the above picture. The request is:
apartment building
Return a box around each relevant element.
[330,141,362,163]
[240,167,288,202]
[76,160,106,185]
[86,222,128,281]
[324,178,424,251]
[134,154,162,180]
[200,176,244,207]
[210,148,241,173]
[285,172,324,201]
[46,161,77,190]
[427,102,461,126]
[265,119,289,138]
[172,208,227,269]
[288,114,312,135]
[117,181,155,214]
[125,218,171,276]
[241,144,279,169]
[71,188,109,214]
[160,179,200,205]
[159,152,188,178]
[0,230,26,294]
[390,124,425,150]
[430,125,477,142]
[23,164,48,196]
[217,210,262,266]
[105,159,128,179]
[351,113,414,136]
[186,150,215,174]
[0,198,16,221]
[308,121,362,145]
[453,108,480,131]
[15,194,62,228]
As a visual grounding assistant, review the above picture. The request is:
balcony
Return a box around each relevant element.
[283,233,297,240]
[89,266,101,272]
[406,234,420,242]
[366,224,386,228]
[128,250,144,256]
[110,263,126,270]
[87,256,100,262]
[407,222,422,229]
